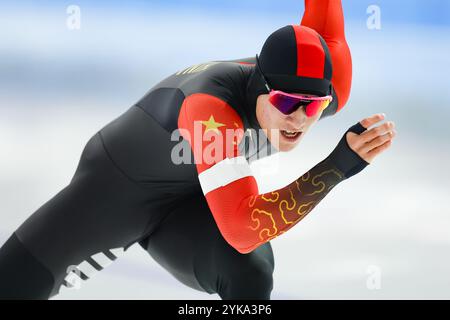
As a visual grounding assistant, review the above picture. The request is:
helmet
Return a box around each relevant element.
[246,25,335,121]
[258,24,332,96]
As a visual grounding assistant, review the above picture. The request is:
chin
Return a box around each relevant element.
[277,131,304,152]
[278,142,299,152]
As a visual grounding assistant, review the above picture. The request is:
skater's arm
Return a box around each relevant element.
[301,0,352,111]
[178,94,368,254]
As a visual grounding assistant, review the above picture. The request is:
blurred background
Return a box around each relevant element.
[1,0,449,299]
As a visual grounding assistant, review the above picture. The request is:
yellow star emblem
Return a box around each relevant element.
[201,115,225,134]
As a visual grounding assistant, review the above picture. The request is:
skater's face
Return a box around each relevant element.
[255,93,323,152]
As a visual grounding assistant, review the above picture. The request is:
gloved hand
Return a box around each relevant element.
[326,113,396,179]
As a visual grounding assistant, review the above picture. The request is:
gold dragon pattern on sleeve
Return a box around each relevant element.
[245,160,345,246]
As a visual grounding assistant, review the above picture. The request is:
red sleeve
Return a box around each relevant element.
[301,0,352,111]
[178,94,346,254]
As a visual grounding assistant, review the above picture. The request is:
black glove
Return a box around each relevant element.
[325,122,370,179]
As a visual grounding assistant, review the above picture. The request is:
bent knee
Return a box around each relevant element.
[218,257,274,300]
[239,258,274,285]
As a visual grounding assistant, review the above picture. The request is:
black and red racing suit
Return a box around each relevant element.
[0,0,368,299]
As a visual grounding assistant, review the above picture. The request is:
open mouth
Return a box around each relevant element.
[280,130,303,142]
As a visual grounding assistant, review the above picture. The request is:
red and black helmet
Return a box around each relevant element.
[257,25,332,97]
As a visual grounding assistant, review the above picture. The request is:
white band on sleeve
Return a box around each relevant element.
[198,156,253,195]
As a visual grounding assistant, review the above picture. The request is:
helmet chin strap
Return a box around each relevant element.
[255,54,271,93]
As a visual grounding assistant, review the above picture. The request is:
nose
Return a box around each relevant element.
[284,107,307,128]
